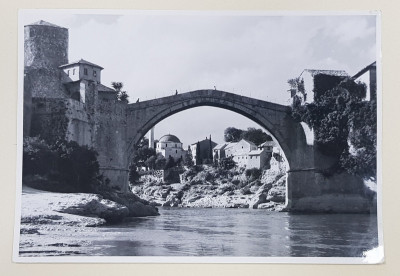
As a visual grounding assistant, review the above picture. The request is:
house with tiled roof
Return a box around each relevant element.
[58,58,116,103]
[213,139,271,169]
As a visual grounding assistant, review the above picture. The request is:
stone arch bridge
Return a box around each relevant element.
[116,89,366,212]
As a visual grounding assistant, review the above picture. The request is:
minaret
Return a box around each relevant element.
[148,127,155,148]
[209,134,212,159]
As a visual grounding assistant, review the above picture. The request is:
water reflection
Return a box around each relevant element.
[89,208,378,257]
[286,214,378,257]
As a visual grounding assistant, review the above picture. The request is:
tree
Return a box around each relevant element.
[241,127,272,145]
[129,137,157,184]
[154,154,167,170]
[224,127,244,142]
[183,150,194,167]
[132,147,157,170]
[218,156,236,170]
[128,164,140,184]
[164,156,176,170]
[131,137,157,170]
[224,127,272,145]
[145,155,157,170]
[111,81,129,103]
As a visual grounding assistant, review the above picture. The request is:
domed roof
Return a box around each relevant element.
[159,134,181,143]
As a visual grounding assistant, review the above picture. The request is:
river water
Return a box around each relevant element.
[87,208,378,257]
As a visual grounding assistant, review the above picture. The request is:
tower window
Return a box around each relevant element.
[67,70,69,76]
[93,70,97,77]
[73,69,75,75]
[84,68,88,75]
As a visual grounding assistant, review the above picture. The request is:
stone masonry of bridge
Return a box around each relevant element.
[125,90,372,212]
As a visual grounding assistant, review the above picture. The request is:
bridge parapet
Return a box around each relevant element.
[127,90,290,112]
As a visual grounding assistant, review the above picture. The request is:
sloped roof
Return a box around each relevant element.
[190,138,217,146]
[352,61,376,79]
[26,20,67,29]
[301,69,349,78]
[97,84,115,93]
[259,140,276,147]
[59,59,104,69]
[224,142,237,149]
[213,143,227,150]
[159,134,181,143]
[248,149,265,155]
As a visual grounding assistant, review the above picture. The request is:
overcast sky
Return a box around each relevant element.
[22,11,377,147]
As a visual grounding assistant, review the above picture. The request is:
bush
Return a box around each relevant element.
[23,137,102,192]
[218,157,236,170]
[245,168,262,181]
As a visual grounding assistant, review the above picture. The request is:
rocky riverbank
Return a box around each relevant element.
[132,158,288,211]
[18,186,159,256]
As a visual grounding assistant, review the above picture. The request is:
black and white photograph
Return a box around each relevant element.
[14,10,382,262]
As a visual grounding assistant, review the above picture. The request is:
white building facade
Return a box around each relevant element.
[213,139,271,169]
[156,134,186,161]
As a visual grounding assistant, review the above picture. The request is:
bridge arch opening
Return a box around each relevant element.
[126,90,305,168]
[140,105,289,171]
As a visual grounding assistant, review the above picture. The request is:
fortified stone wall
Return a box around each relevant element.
[23,72,32,137]
[24,68,68,99]
[94,98,129,191]
[30,98,92,145]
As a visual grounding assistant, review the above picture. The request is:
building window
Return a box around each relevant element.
[73,69,75,75]
[67,70,69,76]
[175,144,177,147]
[84,68,88,75]
[176,150,177,153]
[93,70,97,77]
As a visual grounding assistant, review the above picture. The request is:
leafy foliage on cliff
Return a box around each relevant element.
[290,76,376,180]
[23,137,103,192]
[111,81,129,103]
[224,127,272,145]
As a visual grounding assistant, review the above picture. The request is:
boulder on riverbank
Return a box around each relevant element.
[55,194,129,223]
[100,190,159,217]
[21,185,159,228]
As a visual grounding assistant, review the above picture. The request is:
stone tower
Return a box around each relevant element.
[24,21,69,99]
[24,20,68,69]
